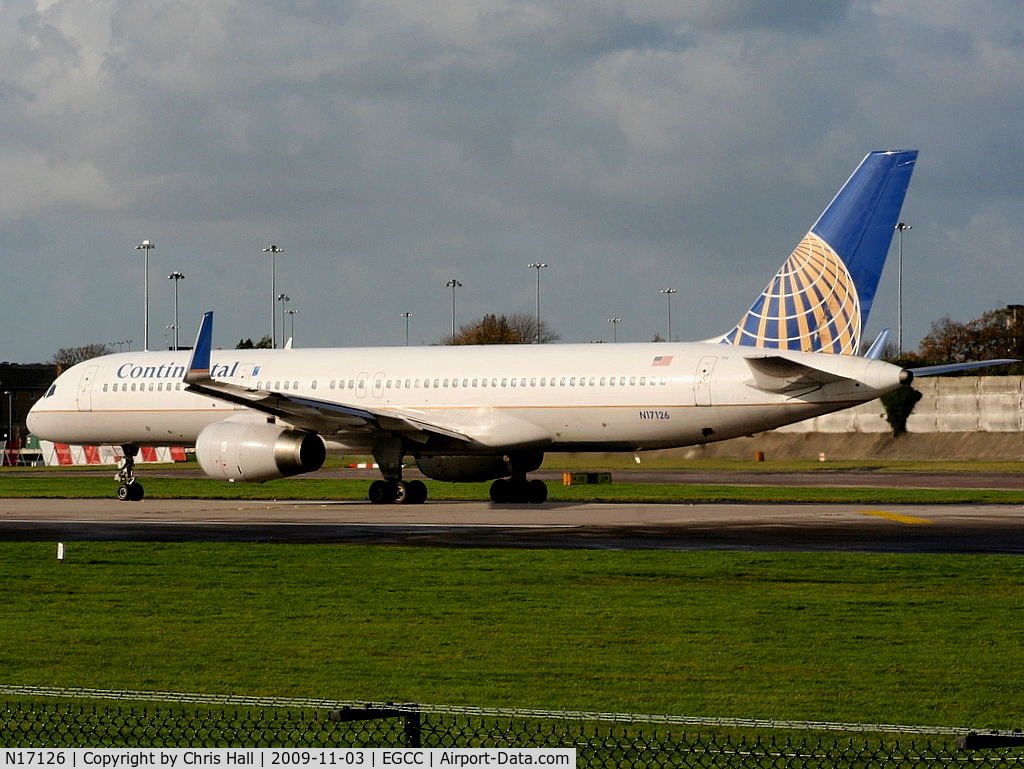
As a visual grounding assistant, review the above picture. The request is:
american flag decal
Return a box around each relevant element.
[651,355,674,367]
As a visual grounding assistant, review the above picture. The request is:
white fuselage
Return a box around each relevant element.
[28,341,905,455]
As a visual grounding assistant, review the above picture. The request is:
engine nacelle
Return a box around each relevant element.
[195,419,326,482]
[415,452,542,483]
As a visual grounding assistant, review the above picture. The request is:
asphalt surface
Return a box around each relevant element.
[2,494,1024,553]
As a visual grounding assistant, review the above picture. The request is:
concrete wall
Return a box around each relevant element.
[776,376,1024,434]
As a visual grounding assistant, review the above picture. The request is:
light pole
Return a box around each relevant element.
[277,293,290,346]
[263,245,285,348]
[401,312,414,346]
[608,317,621,343]
[135,240,155,350]
[286,308,299,344]
[528,262,547,343]
[2,390,11,446]
[445,279,462,341]
[895,222,912,356]
[659,288,678,341]
[167,271,185,350]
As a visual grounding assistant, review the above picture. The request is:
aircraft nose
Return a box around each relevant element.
[26,402,45,436]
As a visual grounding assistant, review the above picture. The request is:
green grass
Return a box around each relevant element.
[2,543,1023,729]
[2,473,1024,504]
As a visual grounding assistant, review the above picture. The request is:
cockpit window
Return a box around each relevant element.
[44,384,56,398]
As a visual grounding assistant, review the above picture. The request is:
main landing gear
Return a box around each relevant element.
[368,441,428,505]
[115,446,145,501]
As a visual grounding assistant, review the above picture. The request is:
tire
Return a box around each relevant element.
[489,478,512,504]
[527,479,548,504]
[368,480,393,504]
[406,480,428,504]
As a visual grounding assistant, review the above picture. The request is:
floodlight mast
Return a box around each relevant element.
[263,245,285,348]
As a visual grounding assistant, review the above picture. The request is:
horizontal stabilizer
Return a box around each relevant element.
[909,359,1017,378]
[745,355,849,393]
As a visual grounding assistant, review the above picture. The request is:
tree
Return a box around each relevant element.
[236,335,273,349]
[50,344,112,371]
[444,314,560,345]
[914,308,1022,373]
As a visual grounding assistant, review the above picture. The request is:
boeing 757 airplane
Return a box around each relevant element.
[28,150,1005,504]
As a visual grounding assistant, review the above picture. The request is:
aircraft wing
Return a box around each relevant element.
[183,312,475,446]
[744,355,850,393]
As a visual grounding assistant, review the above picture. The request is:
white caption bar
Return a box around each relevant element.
[0,750,576,769]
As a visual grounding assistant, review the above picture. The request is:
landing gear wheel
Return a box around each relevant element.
[117,482,144,501]
[393,480,409,504]
[405,479,428,505]
[369,480,393,504]
[489,478,512,504]
[527,479,548,504]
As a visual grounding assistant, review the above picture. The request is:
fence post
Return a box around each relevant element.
[402,705,421,748]
[329,704,421,748]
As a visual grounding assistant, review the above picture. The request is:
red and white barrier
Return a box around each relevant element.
[38,441,188,467]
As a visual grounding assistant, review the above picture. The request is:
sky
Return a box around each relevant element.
[2,0,1023,363]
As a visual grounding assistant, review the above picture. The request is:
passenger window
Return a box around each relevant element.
[501,378,508,387]
[599,377,606,386]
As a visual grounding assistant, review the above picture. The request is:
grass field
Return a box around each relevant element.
[3,468,1024,505]
[2,461,1023,731]
[2,542,1023,729]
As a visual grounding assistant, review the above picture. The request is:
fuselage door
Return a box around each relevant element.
[694,356,717,407]
[77,365,99,412]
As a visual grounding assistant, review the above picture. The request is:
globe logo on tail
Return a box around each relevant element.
[721,232,861,354]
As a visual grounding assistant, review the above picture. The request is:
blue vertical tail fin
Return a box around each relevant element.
[717,150,917,355]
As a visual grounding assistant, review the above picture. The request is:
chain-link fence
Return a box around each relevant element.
[2,687,1022,767]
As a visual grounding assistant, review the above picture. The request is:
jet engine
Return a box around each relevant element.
[415,452,542,483]
[195,419,326,482]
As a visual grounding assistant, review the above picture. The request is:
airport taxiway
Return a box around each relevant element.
[1,497,1023,553]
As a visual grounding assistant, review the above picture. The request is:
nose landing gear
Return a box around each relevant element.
[115,446,145,501]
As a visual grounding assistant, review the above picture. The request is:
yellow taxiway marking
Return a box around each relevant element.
[859,510,935,525]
